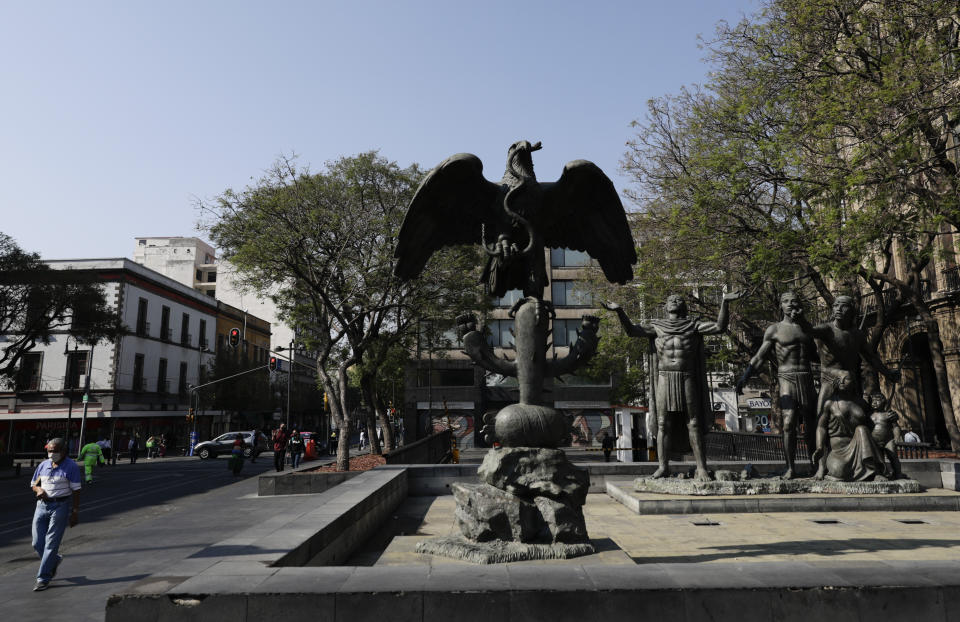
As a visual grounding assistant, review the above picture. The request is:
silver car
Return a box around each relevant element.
[194,431,267,460]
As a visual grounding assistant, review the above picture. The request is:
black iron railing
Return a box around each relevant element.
[706,432,932,461]
[704,431,810,462]
[943,267,960,293]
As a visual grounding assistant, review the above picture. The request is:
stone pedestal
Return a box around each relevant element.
[416,447,595,563]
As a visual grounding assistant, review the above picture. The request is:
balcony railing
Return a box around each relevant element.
[136,321,151,337]
[133,376,145,392]
[16,376,40,392]
[161,327,172,341]
[943,266,960,293]
[157,380,170,394]
[181,333,192,347]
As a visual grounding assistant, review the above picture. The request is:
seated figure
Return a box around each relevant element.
[812,370,888,482]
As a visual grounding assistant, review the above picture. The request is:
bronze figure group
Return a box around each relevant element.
[606,291,904,482]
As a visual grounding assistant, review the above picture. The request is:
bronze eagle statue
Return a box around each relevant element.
[393,140,637,297]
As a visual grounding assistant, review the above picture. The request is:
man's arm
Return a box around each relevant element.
[859,338,901,383]
[602,302,655,338]
[698,291,744,335]
[736,325,776,394]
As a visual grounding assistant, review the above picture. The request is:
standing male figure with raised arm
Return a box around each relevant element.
[604,291,743,482]
[736,291,818,479]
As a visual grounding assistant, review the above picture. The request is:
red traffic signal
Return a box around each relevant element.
[269,356,278,371]
[228,327,241,348]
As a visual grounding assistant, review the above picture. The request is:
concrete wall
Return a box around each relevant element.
[384,429,451,465]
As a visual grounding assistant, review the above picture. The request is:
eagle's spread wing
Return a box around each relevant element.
[540,160,637,284]
[393,153,502,280]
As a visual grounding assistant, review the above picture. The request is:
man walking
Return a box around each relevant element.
[29,438,81,591]
[272,423,290,472]
[77,439,105,484]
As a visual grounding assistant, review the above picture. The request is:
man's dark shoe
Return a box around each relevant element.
[33,580,49,591]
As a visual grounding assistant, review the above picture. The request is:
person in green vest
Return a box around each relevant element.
[77,439,105,484]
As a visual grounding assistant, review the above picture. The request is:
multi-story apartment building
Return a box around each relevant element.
[404,248,616,449]
[133,236,322,434]
[1,259,217,454]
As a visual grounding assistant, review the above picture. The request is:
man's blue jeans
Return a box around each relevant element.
[32,498,70,581]
[291,452,302,468]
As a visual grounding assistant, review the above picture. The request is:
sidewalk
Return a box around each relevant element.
[0,457,333,622]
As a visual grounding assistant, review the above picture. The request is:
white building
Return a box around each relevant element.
[1,258,217,454]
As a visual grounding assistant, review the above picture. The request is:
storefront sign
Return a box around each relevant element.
[747,398,771,409]
[416,402,474,410]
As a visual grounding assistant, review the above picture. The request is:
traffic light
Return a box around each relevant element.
[228,327,241,348]
[269,356,278,371]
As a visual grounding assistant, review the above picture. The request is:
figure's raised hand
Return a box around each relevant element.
[602,301,621,312]
[723,290,746,302]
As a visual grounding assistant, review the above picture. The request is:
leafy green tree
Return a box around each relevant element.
[0,233,122,386]
[204,153,484,469]
[623,0,960,450]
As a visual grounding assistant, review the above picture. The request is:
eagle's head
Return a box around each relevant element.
[505,140,542,182]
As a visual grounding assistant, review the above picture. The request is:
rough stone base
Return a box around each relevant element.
[634,476,922,496]
[415,535,595,564]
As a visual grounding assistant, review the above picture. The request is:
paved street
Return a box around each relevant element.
[0,452,328,621]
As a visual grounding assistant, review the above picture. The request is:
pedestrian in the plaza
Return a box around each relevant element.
[250,430,263,463]
[77,439,105,484]
[145,435,156,459]
[288,430,305,469]
[329,429,338,455]
[359,429,367,451]
[29,438,81,592]
[128,434,140,464]
[601,432,616,462]
[229,434,246,476]
[96,436,112,463]
[272,423,290,472]
[158,434,167,457]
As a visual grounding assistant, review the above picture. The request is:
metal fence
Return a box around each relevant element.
[705,431,932,461]
[704,431,810,462]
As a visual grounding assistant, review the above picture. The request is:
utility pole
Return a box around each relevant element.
[286,339,293,428]
[77,344,94,455]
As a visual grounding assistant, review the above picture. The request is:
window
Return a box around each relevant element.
[17,352,42,391]
[180,313,191,346]
[136,298,148,336]
[195,270,203,281]
[207,272,216,283]
[178,362,188,396]
[552,319,581,347]
[157,358,168,394]
[199,319,207,349]
[160,306,171,341]
[485,319,515,348]
[416,368,475,387]
[65,351,89,389]
[133,354,145,391]
[550,248,591,268]
[492,289,523,307]
[552,281,593,307]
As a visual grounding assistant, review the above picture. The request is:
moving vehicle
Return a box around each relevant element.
[194,431,268,460]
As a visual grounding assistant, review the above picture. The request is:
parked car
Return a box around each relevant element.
[195,431,268,460]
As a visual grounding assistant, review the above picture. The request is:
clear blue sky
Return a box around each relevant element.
[1,1,758,260]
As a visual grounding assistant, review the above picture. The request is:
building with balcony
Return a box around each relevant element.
[1,258,218,454]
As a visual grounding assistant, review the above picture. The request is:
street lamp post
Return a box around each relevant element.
[77,343,95,455]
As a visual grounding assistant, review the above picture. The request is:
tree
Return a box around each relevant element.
[0,233,121,387]
[204,153,485,470]
[623,0,960,451]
